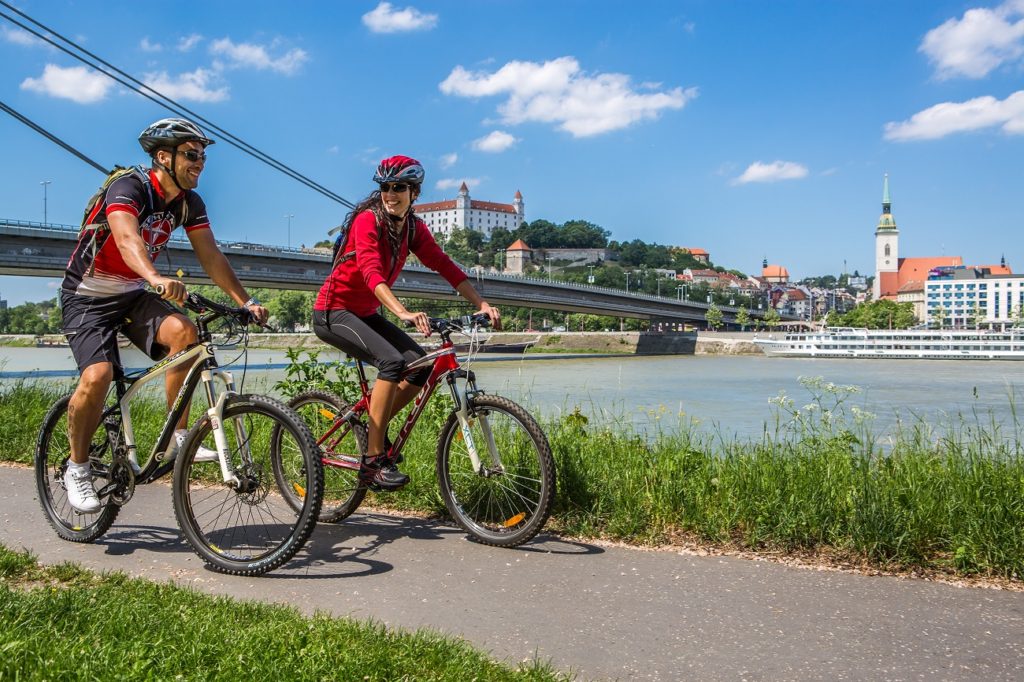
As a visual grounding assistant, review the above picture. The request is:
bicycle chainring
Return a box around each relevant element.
[108,459,136,505]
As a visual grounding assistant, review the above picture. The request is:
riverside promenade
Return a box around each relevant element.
[1,464,1021,680]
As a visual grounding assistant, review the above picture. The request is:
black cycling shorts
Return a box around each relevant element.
[312,309,429,385]
[61,289,181,373]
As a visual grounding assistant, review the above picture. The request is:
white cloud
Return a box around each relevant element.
[732,161,809,185]
[21,64,113,103]
[439,152,458,169]
[363,2,438,33]
[140,37,162,52]
[920,1,1024,79]
[2,25,42,47]
[178,34,202,52]
[439,56,695,137]
[143,67,229,103]
[472,131,517,153]
[210,38,308,75]
[436,178,481,191]
[884,90,1024,140]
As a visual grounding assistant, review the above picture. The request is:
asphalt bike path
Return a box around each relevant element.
[1,465,1021,681]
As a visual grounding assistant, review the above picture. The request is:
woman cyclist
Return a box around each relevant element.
[313,155,500,491]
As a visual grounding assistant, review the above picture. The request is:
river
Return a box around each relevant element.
[2,346,1022,440]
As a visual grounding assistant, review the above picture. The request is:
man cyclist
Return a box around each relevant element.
[60,117,268,513]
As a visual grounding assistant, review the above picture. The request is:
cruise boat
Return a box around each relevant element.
[753,327,1024,360]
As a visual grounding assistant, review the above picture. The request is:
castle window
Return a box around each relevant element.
[884,244,890,257]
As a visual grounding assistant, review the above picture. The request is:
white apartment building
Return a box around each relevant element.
[414,183,525,240]
[925,266,1024,328]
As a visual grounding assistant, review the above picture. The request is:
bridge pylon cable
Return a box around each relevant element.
[0,1,356,209]
[0,100,109,174]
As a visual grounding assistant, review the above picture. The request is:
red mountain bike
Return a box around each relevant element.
[275,314,556,547]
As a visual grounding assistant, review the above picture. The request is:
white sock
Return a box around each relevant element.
[68,460,90,475]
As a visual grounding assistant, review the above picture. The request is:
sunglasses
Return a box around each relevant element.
[379,182,410,193]
[179,149,207,162]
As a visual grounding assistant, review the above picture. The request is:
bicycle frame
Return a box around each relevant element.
[317,333,494,474]
[94,339,241,492]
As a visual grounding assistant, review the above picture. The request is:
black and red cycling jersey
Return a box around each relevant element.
[62,167,211,297]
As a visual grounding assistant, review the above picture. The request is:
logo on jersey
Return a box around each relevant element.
[141,214,175,256]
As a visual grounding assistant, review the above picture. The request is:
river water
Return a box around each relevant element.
[3,346,1022,441]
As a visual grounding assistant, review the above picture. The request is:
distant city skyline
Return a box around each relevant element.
[1,0,1022,305]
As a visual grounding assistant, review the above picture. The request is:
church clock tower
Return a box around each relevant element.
[873,174,899,300]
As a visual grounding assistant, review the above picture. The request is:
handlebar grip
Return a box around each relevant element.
[154,283,165,296]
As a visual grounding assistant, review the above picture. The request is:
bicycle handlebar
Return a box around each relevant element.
[154,284,266,329]
[427,313,491,336]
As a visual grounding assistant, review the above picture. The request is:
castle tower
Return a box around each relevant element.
[455,181,469,229]
[513,189,524,219]
[873,174,899,300]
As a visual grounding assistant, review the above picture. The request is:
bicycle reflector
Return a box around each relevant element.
[504,513,526,527]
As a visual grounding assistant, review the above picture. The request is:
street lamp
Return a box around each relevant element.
[284,213,294,249]
[588,265,595,284]
[546,256,552,280]
[40,180,51,225]
[625,271,631,292]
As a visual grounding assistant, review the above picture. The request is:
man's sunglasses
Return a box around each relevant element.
[379,182,410,193]
[179,149,207,162]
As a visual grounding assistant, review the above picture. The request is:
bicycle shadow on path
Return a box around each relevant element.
[286,511,605,579]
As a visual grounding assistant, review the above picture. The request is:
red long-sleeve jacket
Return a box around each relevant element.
[314,210,468,316]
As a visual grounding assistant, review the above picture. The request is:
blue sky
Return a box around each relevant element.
[1,0,1022,305]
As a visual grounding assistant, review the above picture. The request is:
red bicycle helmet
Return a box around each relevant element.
[373,155,425,185]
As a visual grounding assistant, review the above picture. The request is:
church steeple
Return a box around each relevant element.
[876,173,897,232]
[874,173,899,300]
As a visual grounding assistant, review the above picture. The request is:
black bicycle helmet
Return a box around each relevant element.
[138,118,215,155]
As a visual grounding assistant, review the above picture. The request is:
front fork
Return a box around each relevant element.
[446,371,502,476]
[201,368,244,487]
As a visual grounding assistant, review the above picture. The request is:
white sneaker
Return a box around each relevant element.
[64,465,101,514]
[172,429,220,463]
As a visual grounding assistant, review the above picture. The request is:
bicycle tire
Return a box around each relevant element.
[35,394,121,543]
[172,394,323,576]
[436,394,555,547]
[279,390,367,523]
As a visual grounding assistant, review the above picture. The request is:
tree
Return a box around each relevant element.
[930,305,948,329]
[705,302,724,330]
[834,300,915,329]
[763,306,782,329]
[735,307,750,331]
[271,291,312,332]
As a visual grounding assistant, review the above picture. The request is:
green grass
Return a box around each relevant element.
[5,375,1024,580]
[0,545,566,681]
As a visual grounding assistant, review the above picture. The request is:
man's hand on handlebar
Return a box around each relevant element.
[151,277,186,304]
[246,303,269,326]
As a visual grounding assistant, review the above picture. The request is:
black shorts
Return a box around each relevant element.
[312,309,429,385]
[61,289,181,373]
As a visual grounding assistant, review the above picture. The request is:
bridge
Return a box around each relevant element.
[0,219,784,327]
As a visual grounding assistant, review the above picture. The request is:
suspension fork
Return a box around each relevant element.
[201,368,242,486]
[446,370,502,474]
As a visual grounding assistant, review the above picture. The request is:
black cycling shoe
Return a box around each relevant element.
[358,454,410,492]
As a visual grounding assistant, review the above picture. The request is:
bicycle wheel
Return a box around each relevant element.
[437,394,556,547]
[35,394,121,542]
[281,390,367,523]
[172,394,322,576]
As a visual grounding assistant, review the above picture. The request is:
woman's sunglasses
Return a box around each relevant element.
[379,182,410,193]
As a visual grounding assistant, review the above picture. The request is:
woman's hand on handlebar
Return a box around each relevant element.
[476,301,501,330]
[399,310,431,336]
[151,277,186,304]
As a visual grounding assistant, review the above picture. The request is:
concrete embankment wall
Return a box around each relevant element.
[22,330,765,356]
